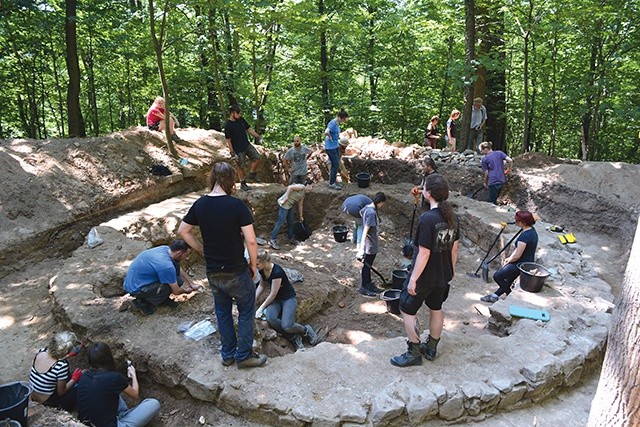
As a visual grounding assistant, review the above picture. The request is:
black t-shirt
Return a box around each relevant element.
[514,228,538,264]
[183,195,254,273]
[224,118,251,152]
[412,207,459,288]
[259,264,296,301]
[447,118,457,139]
[77,370,128,427]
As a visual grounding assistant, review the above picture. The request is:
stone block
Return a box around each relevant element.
[370,391,405,426]
[438,391,464,421]
[405,387,438,425]
[491,378,514,393]
[520,354,561,383]
[564,366,584,387]
[163,173,184,184]
[525,374,563,402]
[427,383,448,404]
[185,367,222,402]
[498,384,527,409]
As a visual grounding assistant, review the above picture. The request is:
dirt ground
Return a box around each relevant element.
[0,129,637,426]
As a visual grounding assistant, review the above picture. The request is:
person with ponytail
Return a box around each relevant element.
[480,211,538,303]
[391,174,459,367]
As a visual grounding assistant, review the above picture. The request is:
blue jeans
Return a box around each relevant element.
[493,263,520,296]
[271,206,294,241]
[488,183,504,205]
[207,268,256,362]
[117,396,160,427]
[264,297,305,339]
[326,148,340,185]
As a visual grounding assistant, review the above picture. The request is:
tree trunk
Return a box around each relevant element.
[521,0,533,153]
[82,36,99,136]
[208,8,227,125]
[319,0,331,125]
[587,214,640,426]
[149,0,178,158]
[438,36,454,120]
[65,0,85,137]
[461,0,476,152]
[549,25,558,156]
[367,3,377,135]
[222,11,237,106]
[49,39,66,136]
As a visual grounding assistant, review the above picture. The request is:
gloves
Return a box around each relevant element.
[255,308,264,319]
[356,249,364,261]
[67,344,82,357]
[71,368,83,382]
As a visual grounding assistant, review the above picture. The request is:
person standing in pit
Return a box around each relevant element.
[479,141,513,205]
[356,192,387,297]
[468,98,487,151]
[342,193,372,245]
[225,104,263,191]
[269,179,314,250]
[324,109,349,190]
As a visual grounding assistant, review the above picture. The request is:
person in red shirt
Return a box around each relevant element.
[146,96,182,142]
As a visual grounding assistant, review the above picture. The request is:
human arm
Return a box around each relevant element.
[484,169,489,188]
[504,241,527,265]
[170,112,180,127]
[178,222,203,255]
[407,246,431,296]
[357,225,370,259]
[297,197,305,222]
[122,365,140,400]
[256,278,281,317]
[247,127,262,143]
[339,159,349,181]
[504,156,513,175]
[179,269,201,292]
[242,224,258,280]
[225,138,236,157]
[451,240,459,275]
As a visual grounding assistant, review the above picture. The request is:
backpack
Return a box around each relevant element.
[293,220,312,241]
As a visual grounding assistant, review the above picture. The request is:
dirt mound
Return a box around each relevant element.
[514,152,566,169]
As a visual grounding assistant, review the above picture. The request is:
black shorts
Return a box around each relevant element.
[148,121,160,131]
[399,282,450,314]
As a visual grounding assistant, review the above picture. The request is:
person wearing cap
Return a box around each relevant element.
[468,98,487,151]
[224,104,263,191]
[324,109,349,190]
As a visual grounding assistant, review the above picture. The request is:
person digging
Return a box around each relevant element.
[391,174,459,367]
[356,192,387,297]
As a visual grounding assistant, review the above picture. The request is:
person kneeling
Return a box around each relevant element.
[255,251,319,351]
[77,342,160,427]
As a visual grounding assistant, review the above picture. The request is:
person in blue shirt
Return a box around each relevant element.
[324,109,349,190]
[481,211,538,303]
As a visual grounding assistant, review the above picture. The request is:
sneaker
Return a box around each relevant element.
[390,341,423,367]
[221,358,234,367]
[304,324,319,346]
[289,335,305,351]
[236,353,267,369]
[419,336,438,361]
[171,133,183,142]
[288,238,299,246]
[269,239,280,250]
[131,299,155,316]
[240,181,251,191]
[480,294,499,303]
[248,172,260,183]
[160,298,180,308]
[328,183,342,190]
[367,285,385,294]
[358,287,377,297]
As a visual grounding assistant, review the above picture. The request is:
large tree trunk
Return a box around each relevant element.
[461,0,476,151]
[588,214,640,426]
[65,0,85,137]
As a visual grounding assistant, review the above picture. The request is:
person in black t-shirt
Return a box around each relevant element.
[254,251,319,351]
[224,104,263,191]
[77,342,159,427]
[391,174,459,368]
[178,162,267,369]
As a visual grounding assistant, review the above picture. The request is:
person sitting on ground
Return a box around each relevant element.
[445,109,460,152]
[337,137,351,184]
[391,174,459,367]
[424,116,440,149]
[146,96,182,142]
[77,342,160,427]
[479,141,513,205]
[481,210,538,303]
[123,240,200,316]
[341,194,372,245]
[283,135,312,184]
[29,331,81,412]
[255,251,319,351]
[225,104,263,191]
[357,192,387,297]
[269,179,314,250]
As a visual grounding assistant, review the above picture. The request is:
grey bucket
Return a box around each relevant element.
[518,262,551,293]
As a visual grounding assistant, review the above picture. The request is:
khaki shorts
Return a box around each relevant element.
[236,144,260,168]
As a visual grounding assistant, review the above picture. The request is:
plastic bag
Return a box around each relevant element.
[183,319,216,341]
[87,227,104,249]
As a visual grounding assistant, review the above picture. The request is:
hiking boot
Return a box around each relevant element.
[160,298,180,308]
[328,183,342,190]
[248,171,260,183]
[304,324,319,346]
[367,284,385,294]
[171,133,183,142]
[288,238,299,246]
[358,287,377,297]
[419,336,439,361]
[390,341,423,367]
[480,294,499,303]
[236,353,267,369]
[131,299,155,316]
[269,239,280,250]
[240,181,251,191]
[221,358,234,367]
[289,335,305,351]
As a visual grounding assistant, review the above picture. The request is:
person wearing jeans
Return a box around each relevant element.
[179,161,267,369]
[269,180,314,250]
[324,109,349,190]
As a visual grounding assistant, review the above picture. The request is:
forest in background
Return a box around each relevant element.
[1,0,639,162]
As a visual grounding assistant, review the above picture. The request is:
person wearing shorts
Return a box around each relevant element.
[391,174,459,367]
[224,104,263,191]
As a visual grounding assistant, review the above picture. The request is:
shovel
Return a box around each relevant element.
[479,229,522,283]
[359,258,389,287]
[402,194,421,255]
[468,221,507,279]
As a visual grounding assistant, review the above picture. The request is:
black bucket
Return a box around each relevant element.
[0,382,31,427]
[331,225,349,243]
[380,289,401,314]
[391,270,408,290]
[356,172,371,188]
[517,262,550,293]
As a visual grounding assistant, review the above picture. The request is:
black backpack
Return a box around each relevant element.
[293,220,312,241]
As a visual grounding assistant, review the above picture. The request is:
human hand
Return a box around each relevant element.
[356,249,364,261]
[71,368,83,382]
[127,365,136,379]
[408,280,417,296]
[255,308,264,319]
[411,186,420,197]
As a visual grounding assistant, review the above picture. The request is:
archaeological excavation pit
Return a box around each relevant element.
[48,180,614,426]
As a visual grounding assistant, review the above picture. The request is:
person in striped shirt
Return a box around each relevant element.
[29,331,82,411]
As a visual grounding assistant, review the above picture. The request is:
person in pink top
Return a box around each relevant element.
[146,96,182,142]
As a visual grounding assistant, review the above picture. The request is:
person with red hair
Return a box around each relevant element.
[481,211,538,303]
